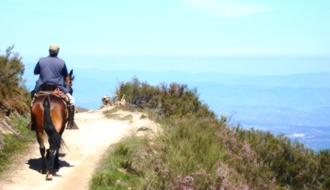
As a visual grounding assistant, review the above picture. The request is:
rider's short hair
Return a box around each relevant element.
[49,44,60,57]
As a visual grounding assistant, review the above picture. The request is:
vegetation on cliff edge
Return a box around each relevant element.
[90,77,330,189]
[0,46,34,177]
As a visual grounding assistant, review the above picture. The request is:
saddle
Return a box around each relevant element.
[34,83,69,107]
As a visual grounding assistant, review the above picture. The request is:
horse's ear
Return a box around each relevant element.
[69,69,75,81]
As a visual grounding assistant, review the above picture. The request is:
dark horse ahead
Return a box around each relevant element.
[31,70,74,180]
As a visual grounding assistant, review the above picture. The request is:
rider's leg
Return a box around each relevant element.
[66,93,78,129]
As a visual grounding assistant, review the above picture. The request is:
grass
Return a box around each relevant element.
[103,107,133,121]
[90,137,147,190]
[104,108,121,119]
[103,107,122,115]
[105,113,121,119]
[120,115,132,121]
[0,116,34,177]
[139,114,147,119]
[103,107,124,120]
[137,126,149,131]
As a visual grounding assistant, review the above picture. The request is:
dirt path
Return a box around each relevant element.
[0,106,158,190]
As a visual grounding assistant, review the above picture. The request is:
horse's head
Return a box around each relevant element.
[65,69,75,87]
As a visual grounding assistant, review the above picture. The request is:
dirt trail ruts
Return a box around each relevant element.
[0,106,157,190]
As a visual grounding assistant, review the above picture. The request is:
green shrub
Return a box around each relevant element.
[0,45,30,117]
[118,77,215,119]
[233,126,330,189]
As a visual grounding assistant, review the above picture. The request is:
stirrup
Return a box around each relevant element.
[67,121,78,130]
[27,122,35,131]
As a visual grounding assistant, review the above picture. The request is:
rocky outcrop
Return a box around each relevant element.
[101,88,126,108]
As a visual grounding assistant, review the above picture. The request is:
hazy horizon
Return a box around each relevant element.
[22,55,330,76]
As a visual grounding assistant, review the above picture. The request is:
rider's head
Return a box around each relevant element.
[49,44,60,57]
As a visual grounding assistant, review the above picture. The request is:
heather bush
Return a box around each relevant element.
[0,46,24,87]
[317,149,330,189]
[148,116,278,189]
[0,45,30,117]
[118,77,215,119]
[233,126,330,189]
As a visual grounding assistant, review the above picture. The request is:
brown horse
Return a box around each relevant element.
[31,70,74,180]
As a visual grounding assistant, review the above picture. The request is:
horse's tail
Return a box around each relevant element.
[43,95,63,151]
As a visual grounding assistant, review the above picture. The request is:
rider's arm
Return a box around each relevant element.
[62,63,68,77]
[34,62,40,75]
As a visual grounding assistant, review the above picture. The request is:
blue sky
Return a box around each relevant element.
[1,0,330,74]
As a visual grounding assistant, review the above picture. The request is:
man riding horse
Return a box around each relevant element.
[28,44,78,130]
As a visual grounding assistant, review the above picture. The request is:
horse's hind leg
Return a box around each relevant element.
[54,151,60,169]
[46,148,60,169]
[46,149,51,160]
[46,148,55,180]
[37,132,47,174]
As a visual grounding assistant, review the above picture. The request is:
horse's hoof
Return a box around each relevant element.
[67,122,79,129]
[46,173,53,181]
[40,168,47,174]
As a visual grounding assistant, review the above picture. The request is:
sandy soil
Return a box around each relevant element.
[0,106,159,190]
